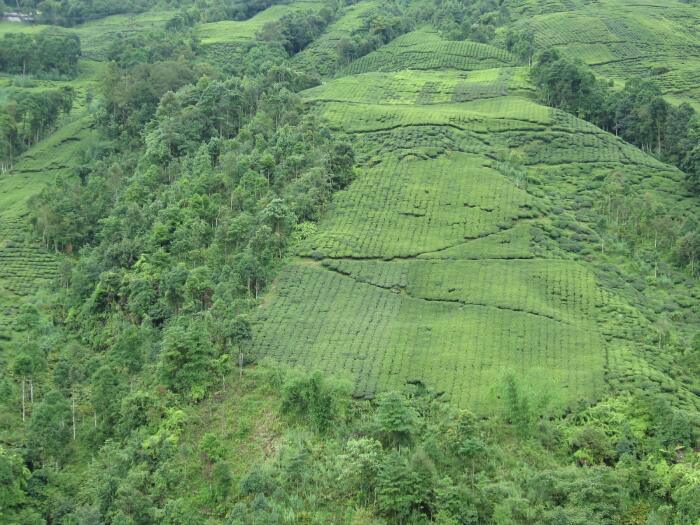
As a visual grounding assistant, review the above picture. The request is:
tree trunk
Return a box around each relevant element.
[21,379,25,422]
[72,395,76,441]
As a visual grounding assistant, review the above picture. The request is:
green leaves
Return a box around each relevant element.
[376,450,421,521]
[0,446,32,524]
[0,31,80,77]
[160,318,214,396]
[374,392,419,448]
[27,390,72,466]
[280,369,351,433]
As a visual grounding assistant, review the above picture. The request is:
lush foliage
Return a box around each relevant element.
[531,50,700,192]
[103,367,698,525]
[227,371,699,525]
[0,30,80,76]
[420,0,509,41]
[334,2,413,65]
[0,87,75,169]
[0,0,699,523]
[21,0,163,25]
[257,4,336,55]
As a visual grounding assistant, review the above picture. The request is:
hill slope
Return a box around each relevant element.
[1,0,699,523]
[252,9,700,413]
[506,0,700,109]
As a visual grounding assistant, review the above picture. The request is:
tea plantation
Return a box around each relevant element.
[1,0,700,522]
[506,0,700,109]
[0,10,164,346]
[251,3,700,414]
[2,0,698,416]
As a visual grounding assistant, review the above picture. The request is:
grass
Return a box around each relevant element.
[148,367,285,506]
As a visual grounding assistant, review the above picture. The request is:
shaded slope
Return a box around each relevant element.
[290,0,381,76]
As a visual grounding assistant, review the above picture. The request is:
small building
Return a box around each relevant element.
[2,11,35,23]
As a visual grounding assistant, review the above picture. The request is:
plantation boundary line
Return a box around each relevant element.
[300,217,541,262]
[315,260,576,326]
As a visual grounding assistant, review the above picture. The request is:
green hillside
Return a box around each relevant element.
[506,0,700,109]
[1,0,700,523]
[290,0,381,75]
[340,30,517,74]
[0,117,94,341]
[253,65,700,413]
[0,14,110,346]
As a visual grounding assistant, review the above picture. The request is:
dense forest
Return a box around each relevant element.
[1,0,699,524]
[0,31,80,76]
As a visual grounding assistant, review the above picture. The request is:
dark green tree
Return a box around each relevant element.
[27,391,72,466]
[374,392,419,448]
[160,319,214,398]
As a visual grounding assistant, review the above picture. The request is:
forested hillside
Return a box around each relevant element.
[1,1,699,524]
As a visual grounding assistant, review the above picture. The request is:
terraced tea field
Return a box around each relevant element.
[506,0,700,107]
[0,117,92,346]
[73,10,178,61]
[0,4,156,350]
[1,0,698,416]
[0,20,99,349]
[342,30,516,74]
[254,56,700,412]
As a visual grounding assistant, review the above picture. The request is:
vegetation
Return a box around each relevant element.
[256,3,337,54]
[223,367,700,525]
[0,87,75,169]
[531,50,700,192]
[0,0,699,523]
[0,30,81,77]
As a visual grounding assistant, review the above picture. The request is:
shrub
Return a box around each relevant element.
[281,370,350,432]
